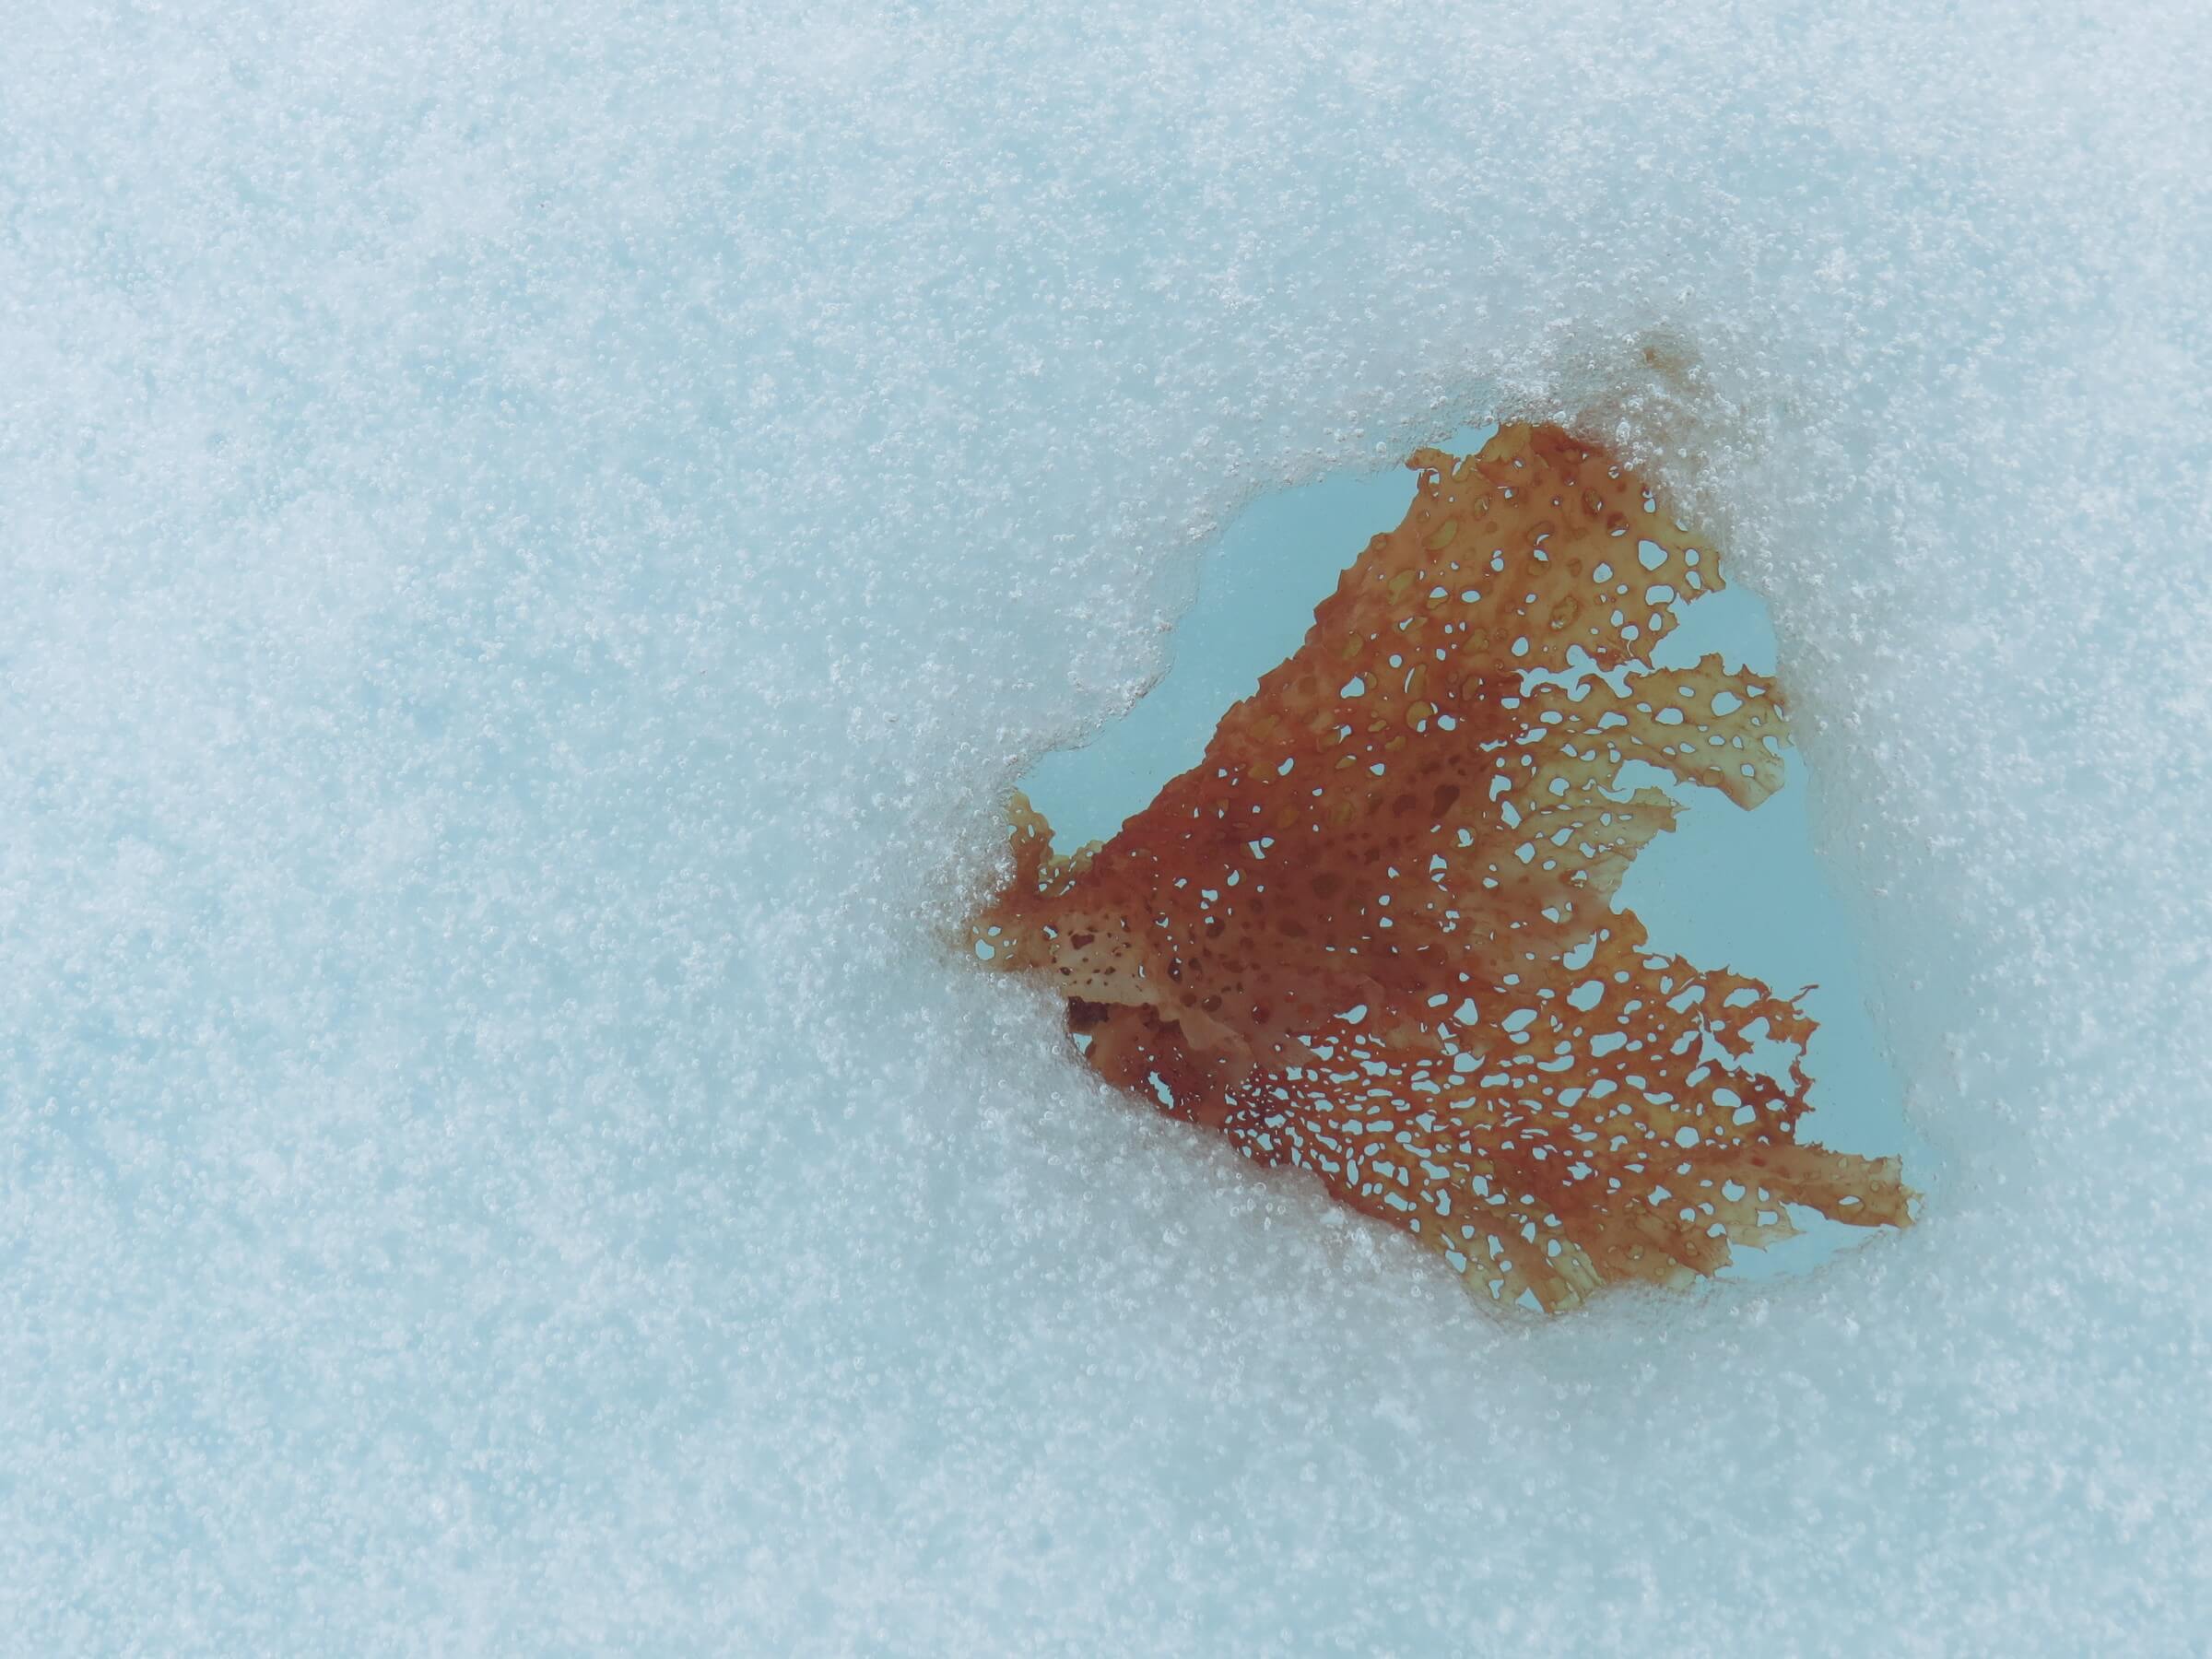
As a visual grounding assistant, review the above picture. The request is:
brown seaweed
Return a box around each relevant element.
[971,424,1911,1310]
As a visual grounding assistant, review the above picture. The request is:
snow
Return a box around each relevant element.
[3,0,2208,1649]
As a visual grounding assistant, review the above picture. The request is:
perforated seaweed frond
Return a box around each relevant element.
[971,424,1911,1310]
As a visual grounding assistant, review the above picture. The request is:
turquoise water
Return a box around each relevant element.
[1019,431,1918,1283]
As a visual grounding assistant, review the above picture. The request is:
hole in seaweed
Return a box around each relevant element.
[976,422,1917,1310]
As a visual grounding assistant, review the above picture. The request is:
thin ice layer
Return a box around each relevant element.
[975,424,1910,1308]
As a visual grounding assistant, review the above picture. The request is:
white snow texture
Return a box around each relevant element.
[3,0,2209,1652]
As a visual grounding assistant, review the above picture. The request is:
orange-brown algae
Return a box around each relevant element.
[971,423,1912,1311]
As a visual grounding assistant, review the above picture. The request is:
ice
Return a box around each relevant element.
[4,0,2208,1649]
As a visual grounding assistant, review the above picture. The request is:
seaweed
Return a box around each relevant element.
[971,424,1912,1310]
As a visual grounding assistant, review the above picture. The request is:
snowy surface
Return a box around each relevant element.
[4,0,2209,1650]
